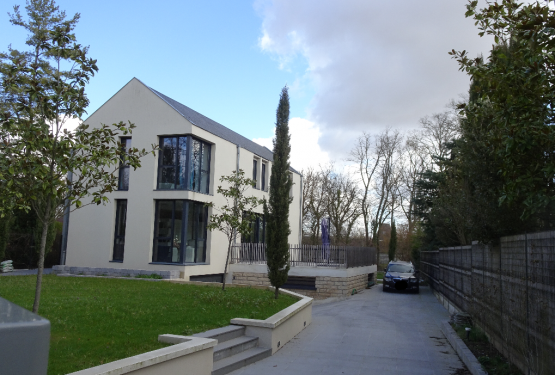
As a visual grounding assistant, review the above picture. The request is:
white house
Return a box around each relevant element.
[63,78,302,281]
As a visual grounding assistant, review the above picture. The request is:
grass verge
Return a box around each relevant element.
[0,275,297,375]
[452,324,522,375]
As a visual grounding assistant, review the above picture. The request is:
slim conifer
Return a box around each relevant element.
[388,219,397,262]
[265,86,293,299]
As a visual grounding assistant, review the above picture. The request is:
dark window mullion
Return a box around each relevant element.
[180,200,186,263]
[186,137,192,191]
[206,144,211,194]
[170,200,176,261]
[193,203,198,262]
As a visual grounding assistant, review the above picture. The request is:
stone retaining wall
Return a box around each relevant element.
[52,265,181,279]
[232,272,370,299]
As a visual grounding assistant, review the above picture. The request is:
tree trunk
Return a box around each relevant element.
[222,241,231,291]
[32,200,51,314]
[274,286,279,299]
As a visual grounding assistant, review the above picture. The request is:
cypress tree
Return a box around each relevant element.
[388,218,397,262]
[265,86,293,299]
[0,215,10,261]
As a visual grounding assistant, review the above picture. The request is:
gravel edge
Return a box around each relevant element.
[441,320,488,375]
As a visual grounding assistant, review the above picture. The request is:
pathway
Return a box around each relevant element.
[230,286,466,375]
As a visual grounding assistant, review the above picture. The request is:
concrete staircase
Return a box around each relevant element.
[193,325,272,375]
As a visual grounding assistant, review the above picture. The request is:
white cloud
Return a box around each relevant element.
[256,0,497,159]
[253,117,330,172]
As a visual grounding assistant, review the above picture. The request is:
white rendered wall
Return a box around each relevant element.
[65,78,302,279]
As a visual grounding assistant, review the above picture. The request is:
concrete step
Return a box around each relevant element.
[212,347,272,375]
[193,325,245,344]
[213,335,259,362]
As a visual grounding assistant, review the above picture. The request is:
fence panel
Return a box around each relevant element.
[424,231,555,375]
[231,243,376,269]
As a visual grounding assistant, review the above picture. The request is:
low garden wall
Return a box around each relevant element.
[68,335,217,375]
[52,265,180,279]
[228,264,376,299]
[231,288,312,354]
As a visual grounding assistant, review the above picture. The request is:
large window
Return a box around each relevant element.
[157,136,211,193]
[118,138,132,190]
[152,200,208,264]
[113,200,127,262]
[261,162,267,191]
[252,159,258,188]
[242,213,265,244]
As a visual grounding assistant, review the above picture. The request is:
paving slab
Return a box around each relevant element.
[229,286,466,375]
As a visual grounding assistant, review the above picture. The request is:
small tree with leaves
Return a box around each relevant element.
[265,86,293,299]
[206,170,262,291]
[0,0,155,313]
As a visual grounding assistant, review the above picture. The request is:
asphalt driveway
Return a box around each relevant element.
[230,286,466,375]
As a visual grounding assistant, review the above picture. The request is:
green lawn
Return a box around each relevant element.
[0,275,297,375]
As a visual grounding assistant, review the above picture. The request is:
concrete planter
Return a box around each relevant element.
[231,288,313,354]
[68,336,217,375]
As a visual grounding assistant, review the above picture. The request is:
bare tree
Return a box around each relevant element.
[417,111,460,171]
[348,132,384,246]
[323,168,361,245]
[301,167,328,244]
[372,129,403,258]
[397,132,429,234]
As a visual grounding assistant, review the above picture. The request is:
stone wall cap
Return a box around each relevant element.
[231,289,312,329]
[68,335,216,375]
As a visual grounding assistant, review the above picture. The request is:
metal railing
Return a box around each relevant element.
[231,243,376,269]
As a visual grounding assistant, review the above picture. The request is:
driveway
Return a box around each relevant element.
[230,286,466,375]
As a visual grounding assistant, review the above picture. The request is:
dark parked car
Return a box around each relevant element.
[382,261,419,293]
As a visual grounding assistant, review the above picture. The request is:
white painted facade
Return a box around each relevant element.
[65,78,302,280]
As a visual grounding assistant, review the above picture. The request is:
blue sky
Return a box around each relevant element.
[1,0,499,170]
[0,0,312,142]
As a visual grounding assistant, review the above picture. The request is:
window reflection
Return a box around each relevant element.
[157,136,210,193]
[153,200,207,264]
[118,138,132,191]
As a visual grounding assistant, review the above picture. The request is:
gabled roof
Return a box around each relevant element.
[147,84,276,159]
[87,78,299,174]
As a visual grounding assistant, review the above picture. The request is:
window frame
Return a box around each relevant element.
[156,135,211,194]
[261,162,267,191]
[118,137,132,191]
[112,199,127,262]
[151,200,209,265]
[241,212,266,244]
[252,158,258,189]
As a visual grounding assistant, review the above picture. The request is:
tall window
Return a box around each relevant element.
[157,136,211,193]
[261,162,267,191]
[152,200,208,264]
[118,138,132,190]
[242,213,265,243]
[252,159,258,188]
[113,200,127,261]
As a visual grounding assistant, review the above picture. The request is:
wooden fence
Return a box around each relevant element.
[231,243,376,269]
[421,231,555,375]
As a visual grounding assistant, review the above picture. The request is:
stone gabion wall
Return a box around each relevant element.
[232,272,369,299]
[52,265,180,279]
[232,272,271,287]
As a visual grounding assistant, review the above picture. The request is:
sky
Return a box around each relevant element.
[0,0,499,171]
